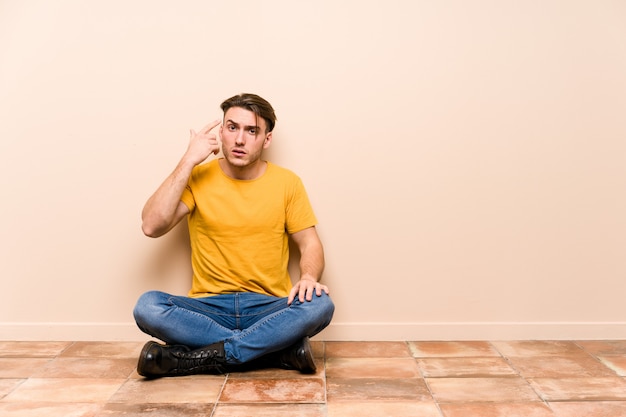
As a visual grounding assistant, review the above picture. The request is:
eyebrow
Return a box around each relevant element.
[225,119,260,130]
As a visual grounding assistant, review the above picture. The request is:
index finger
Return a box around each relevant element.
[200,119,221,134]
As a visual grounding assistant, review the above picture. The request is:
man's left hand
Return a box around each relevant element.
[288,279,329,305]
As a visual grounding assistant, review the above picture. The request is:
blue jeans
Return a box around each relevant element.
[133,291,335,365]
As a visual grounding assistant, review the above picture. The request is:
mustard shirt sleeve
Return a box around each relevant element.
[285,176,318,234]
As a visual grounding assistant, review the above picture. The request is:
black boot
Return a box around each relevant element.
[224,337,317,374]
[268,337,317,374]
[137,341,226,378]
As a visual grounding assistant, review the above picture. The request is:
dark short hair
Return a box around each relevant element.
[220,93,277,132]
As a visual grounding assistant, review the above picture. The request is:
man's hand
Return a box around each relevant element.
[184,119,221,166]
[288,278,329,305]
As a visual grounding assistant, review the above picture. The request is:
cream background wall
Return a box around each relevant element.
[1,0,625,341]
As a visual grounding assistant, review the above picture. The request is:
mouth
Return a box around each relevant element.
[231,148,246,157]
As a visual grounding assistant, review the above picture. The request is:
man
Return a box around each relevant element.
[133,93,334,378]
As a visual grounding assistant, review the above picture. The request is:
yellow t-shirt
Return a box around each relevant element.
[180,159,317,298]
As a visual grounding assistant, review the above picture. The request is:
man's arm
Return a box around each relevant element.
[142,120,221,238]
[288,226,329,304]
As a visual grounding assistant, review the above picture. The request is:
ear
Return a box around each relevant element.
[263,131,273,149]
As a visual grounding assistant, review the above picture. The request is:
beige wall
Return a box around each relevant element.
[1,0,625,341]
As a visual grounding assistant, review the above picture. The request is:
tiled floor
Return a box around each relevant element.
[1,340,626,416]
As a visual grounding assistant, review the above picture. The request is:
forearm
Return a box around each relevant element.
[288,227,328,304]
[141,158,194,237]
[299,239,325,282]
[142,119,221,237]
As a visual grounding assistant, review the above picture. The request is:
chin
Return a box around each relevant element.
[226,156,249,167]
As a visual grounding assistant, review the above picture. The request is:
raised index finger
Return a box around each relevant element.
[200,119,221,134]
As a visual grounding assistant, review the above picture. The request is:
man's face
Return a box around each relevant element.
[220,107,272,170]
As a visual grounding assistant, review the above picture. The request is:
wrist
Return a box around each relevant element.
[300,275,318,283]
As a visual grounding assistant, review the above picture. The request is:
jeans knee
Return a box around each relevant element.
[317,292,335,319]
[133,290,166,327]
[300,292,334,336]
[294,292,334,329]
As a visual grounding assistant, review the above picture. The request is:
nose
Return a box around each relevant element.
[235,130,245,145]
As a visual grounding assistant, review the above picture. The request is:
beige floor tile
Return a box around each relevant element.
[213,403,326,417]
[60,341,145,359]
[227,365,324,379]
[550,401,626,417]
[327,401,441,417]
[577,340,626,356]
[0,402,102,417]
[0,358,52,378]
[507,355,617,378]
[492,341,586,357]
[0,341,72,358]
[2,378,125,403]
[325,341,411,358]
[99,402,212,416]
[427,377,540,403]
[128,369,144,379]
[6,339,626,416]
[439,402,555,417]
[31,357,137,379]
[597,356,626,376]
[110,376,224,404]
[327,377,431,402]
[0,378,24,398]
[220,378,325,403]
[409,341,500,358]
[325,357,420,379]
[529,377,626,401]
[310,341,325,359]
[418,357,517,377]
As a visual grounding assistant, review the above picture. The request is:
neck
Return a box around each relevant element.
[219,159,267,180]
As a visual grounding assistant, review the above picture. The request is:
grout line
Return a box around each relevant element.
[56,341,76,358]
[408,341,445,417]
[209,372,229,417]
[322,341,328,406]
[576,341,626,379]
[491,342,555,411]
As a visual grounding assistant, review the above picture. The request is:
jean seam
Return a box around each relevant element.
[173,296,234,318]
[235,293,240,329]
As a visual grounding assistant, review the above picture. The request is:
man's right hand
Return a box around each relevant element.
[184,119,221,166]
[141,119,221,238]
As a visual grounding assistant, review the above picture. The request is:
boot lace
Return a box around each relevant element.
[173,348,224,374]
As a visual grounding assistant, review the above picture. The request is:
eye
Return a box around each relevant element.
[227,124,236,131]
[248,128,256,135]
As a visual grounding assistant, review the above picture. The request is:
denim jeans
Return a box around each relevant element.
[133,290,335,365]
